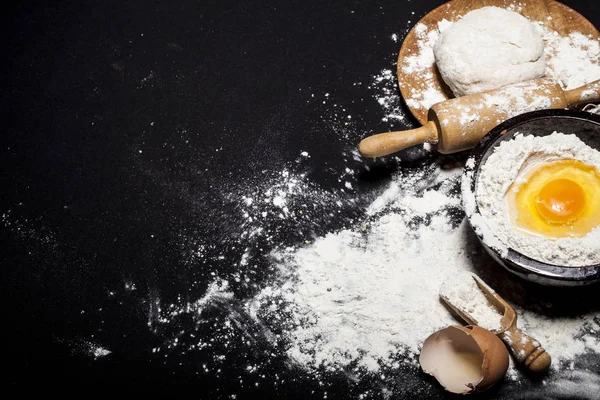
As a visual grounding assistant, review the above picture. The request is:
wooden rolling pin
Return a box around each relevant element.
[358,78,600,157]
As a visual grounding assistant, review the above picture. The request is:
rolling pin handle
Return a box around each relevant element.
[358,121,439,158]
[564,79,600,106]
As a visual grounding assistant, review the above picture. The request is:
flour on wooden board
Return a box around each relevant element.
[399,16,600,111]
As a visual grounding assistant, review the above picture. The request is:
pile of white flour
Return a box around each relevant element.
[247,161,600,380]
[439,274,504,332]
[470,132,600,266]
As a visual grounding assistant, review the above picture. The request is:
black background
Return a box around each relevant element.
[2,0,599,396]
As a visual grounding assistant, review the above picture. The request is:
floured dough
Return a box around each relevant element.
[434,6,546,97]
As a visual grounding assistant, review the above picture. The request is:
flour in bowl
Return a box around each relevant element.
[470,132,600,267]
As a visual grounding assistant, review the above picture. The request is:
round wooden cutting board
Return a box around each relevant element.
[397,0,600,125]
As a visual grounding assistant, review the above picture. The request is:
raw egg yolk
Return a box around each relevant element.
[535,178,586,224]
[507,159,600,239]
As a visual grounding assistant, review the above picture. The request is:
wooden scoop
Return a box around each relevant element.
[440,275,552,374]
[358,78,600,157]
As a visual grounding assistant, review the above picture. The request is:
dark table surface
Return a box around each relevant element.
[3,0,599,396]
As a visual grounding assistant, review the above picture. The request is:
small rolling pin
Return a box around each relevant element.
[358,78,600,157]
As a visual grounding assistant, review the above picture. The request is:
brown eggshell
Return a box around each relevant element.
[465,325,509,392]
[419,325,509,394]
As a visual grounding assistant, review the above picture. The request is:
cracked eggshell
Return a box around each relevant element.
[419,325,509,394]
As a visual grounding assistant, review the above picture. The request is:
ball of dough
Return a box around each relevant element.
[434,6,546,97]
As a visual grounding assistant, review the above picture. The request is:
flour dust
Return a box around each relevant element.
[139,10,600,400]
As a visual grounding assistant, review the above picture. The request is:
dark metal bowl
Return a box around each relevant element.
[462,109,600,287]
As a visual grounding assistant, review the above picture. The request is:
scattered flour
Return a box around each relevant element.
[89,344,111,359]
[439,274,503,331]
[140,9,600,397]
[541,28,600,90]
[370,69,409,123]
[143,92,600,400]
[401,21,452,75]
[246,161,600,380]
[400,20,453,111]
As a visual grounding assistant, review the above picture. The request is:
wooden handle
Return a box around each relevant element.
[359,78,600,157]
[500,327,551,374]
[358,121,438,158]
[564,79,600,105]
